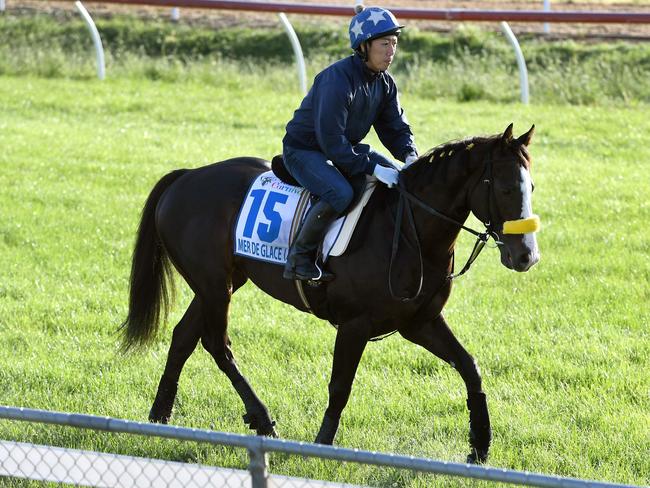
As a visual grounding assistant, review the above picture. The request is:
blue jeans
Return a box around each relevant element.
[282,144,394,214]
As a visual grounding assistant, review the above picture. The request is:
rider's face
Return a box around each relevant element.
[365,35,398,73]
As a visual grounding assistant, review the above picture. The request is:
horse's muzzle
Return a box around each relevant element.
[495,215,541,272]
[511,249,540,271]
[500,236,540,271]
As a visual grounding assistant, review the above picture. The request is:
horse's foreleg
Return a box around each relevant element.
[315,318,370,445]
[149,297,203,423]
[201,292,277,438]
[399,314,491,464]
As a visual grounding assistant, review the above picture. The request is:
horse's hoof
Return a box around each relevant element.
[148,412,171,424]
[314,414,339,445]
[256,421,278,437]
[314,434,334,445]
[466,448,489,464]
[149,379,177,424]
[149,402,172,424]
[242,412,258,430]
[243,412,277,436]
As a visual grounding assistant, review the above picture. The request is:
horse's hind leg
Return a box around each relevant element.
[399,314,491,464]
[149,297,203,423]
[200,282,277,437]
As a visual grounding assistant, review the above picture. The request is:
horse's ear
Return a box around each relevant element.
[516,124,535,147]
[502,123,514,143]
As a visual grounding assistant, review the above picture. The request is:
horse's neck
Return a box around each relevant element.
[402,152,479,256]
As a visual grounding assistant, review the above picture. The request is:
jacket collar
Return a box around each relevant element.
[352,53,382,83]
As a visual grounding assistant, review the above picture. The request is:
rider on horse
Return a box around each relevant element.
[282,5,419,282]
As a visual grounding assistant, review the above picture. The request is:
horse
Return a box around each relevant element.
[120,123,539,464]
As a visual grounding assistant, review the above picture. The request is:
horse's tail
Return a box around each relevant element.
[120,169,188,352]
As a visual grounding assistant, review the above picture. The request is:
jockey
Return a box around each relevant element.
[282,4,418,282]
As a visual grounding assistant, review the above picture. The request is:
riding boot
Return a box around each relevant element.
[283,199,339,281]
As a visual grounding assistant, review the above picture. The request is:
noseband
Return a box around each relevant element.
[389,155,540,302]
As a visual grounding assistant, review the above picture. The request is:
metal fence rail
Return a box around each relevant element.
[0,406,642,488]
[86,0,650,24]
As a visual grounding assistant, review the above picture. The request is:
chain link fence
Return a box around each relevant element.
[0,406,641,488]
[0,440,248,487]
[0,439,358,487]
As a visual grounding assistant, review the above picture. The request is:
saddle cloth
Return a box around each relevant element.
[234,171,376,265]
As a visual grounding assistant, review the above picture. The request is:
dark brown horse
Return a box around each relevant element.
[121,124,539,463]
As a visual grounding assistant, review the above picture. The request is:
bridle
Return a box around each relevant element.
[388,152,539,302]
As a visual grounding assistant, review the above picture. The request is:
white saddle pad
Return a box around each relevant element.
[234,171,376,265]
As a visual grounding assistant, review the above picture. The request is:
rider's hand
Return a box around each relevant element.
[373,164,399,188]
[403,151,419,170]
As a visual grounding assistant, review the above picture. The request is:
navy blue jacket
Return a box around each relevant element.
[283,54,417,176]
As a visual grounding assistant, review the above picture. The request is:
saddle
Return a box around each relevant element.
[270,155,376,259]
[271,154,300,186]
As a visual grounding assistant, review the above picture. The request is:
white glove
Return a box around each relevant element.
[373,164,399,188]
[403,151,419,169]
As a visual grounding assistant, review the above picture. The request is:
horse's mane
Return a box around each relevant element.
[420,134,499,165]
[403,134,501,181]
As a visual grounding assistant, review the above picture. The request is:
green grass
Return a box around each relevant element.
[0,69,649,486]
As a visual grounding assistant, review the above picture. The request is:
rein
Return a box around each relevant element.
[388,176,494,303]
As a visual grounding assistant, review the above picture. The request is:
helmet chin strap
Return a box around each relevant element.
[356,42,369,62]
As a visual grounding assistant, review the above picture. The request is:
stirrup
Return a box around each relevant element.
[310,262,335,283]
[283,262,334,283]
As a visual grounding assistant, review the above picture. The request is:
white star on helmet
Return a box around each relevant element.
[367,9,387,26]
[350,20,364,38]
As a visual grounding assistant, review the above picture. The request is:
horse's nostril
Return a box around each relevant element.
[515,253,533,270]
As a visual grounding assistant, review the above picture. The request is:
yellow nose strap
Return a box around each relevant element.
[502,215,541,234]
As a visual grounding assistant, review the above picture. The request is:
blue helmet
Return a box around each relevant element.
[349,6,404,50]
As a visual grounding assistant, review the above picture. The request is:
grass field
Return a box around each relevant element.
[0,69,649,487]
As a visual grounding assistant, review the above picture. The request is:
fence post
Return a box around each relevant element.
[278,12,307,95]
[248,442,268,488]
[543,0,551,34]
[500,21,529,104]
[74,1,106,80]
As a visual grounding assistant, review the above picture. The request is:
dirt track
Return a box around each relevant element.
[7,0,650,40]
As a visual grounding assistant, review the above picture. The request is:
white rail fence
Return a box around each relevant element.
[6,0,650,102]
[0,406,642,488]
[6,0,650,101]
